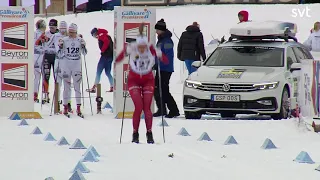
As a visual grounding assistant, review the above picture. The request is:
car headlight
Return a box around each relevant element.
[185,80,202,89]
[253,82,279,90]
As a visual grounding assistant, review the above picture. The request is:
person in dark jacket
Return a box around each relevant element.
[87,28,114,93]
[153,19,180,118]
[177,22,206,75]
[238,10,249,23]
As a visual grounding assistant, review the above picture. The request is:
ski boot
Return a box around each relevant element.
[76,104,84,118]
[34,92,39,103]
[146,131,154,144]
[42,92,50,104]
[63,104,70,118]
[132,132,139,143]
[86,85,96,93]
[67,102,73,113]
[106,87,113,92]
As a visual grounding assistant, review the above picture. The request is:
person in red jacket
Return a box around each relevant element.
[115,23,168,144]
[238,10,249,23]
[87,28,114,93]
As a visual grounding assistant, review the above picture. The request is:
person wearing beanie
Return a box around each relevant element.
[86,27,114,93]
[115,23,169,144]
[57,23,87,117]
[41,18,60,104]
[238,10,249,23]
[34,19,47,103]
[53,21,73,113]
[153,18,180,118]
[177,21,206,75]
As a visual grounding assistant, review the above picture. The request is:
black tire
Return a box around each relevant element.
[271,88,290,120]
[220,112,236,118]
[185,111,202,119]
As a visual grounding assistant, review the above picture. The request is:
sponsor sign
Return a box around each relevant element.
[0,8,30,18]
[114,7,156,118]
[123,23,149,47]
[121,9,152,19]
[217,69,246,79]
[0,6,34,116]
[1,63,28,100]
[1,22,28,59]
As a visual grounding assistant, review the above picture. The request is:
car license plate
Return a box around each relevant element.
[211,94,240,102]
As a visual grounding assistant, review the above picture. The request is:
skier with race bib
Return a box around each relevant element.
[54,21,73,112]
[57,23,87,118]
[34,19,47,103]
[115,23,169,144]
[42,19,59,104]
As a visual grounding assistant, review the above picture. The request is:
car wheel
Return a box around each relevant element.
[271,88,289,120]
[185,111,202,119]
[220,112,236,118]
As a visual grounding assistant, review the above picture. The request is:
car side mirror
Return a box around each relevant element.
[191,61,201,68]
[290,62,301,72]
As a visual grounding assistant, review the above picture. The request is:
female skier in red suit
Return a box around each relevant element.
[115,23,168,144]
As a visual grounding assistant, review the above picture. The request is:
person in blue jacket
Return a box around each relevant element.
[153,19,180,118]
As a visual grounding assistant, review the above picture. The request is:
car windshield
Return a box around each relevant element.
[204,46,284,67]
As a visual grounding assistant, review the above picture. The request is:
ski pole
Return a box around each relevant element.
[120,57,130,144]
[81,59,85,107]
[156,56,166,143]
[82,53,94,116]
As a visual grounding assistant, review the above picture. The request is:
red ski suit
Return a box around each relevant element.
[116,42,168,132]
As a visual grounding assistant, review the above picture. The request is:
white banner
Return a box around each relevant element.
[0,6,34,116]
[299,59,320,118]
[113,7,156,119]
[46,0,51,8]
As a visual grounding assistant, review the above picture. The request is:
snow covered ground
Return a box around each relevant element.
[1,3,320,180]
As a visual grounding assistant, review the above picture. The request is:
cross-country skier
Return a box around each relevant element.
[115,23,169,144]
[54,21,72,112]
[86,27,114,93]
[42,19,59,104]
[34,19,47,102]
[57,23,87,117]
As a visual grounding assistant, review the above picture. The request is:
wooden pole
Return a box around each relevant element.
[54,82,60,114]
[96,83,103,114]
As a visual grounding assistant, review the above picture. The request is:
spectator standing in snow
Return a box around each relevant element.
[304,23,320,52]
[238,10,249,23]
[177,22,206,75]
[87,28,114,93]
[153,19,180,118]
[310,22,320,33]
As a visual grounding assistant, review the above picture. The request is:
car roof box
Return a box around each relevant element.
[229,21,297,42]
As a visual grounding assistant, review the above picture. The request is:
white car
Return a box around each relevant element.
[183,21,313,120]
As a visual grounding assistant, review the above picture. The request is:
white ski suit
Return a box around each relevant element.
[54,32,68,102]
[34,29,45,95]
[303,30,320,52]
[57,36,87,105]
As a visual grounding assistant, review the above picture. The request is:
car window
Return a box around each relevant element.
[299,47,313,59]
[204,46,284,67]
[286,47,298,70]
[292,47,310,62]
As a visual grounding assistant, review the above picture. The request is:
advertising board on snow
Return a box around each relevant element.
[0,6,34,117]
[299,60,320,118]
[113,7,156,119]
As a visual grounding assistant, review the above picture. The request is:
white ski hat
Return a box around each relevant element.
[59,21,67,29]
[136,35,148,45]
[68,23,78,32]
